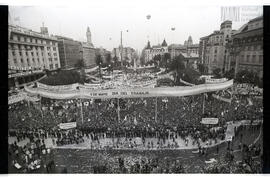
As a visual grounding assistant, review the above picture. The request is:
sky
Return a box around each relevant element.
[8,4,263,53]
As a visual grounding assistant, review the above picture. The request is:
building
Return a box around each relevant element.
[228,16,263,79]
[8,24,61,90]
[96,47,111,64]
[81,27,96,68]
[168,36,199,68]
[142,39,168,63]
[111,46,137,65]
[199,20,236,73]
[56,36,83,69]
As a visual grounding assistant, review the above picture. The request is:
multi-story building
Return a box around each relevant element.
[111,46,137,64]
[142,39,168,63]
[228,16,263,79]
[169,36,199,59]
[56,36,83,69]
[81,27,96,68]
[168,36,199,68]
[8,25,61,90]
[96,47,111,64]
[199,20,236,73]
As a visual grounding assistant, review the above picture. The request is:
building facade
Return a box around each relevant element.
[81,27,96,68]
[56,36,83,69]
[111,46,137,64]
[168,36,199,69]
[96,47,111,64]
[199,21,235,73]
[143,39,168,63]
[8,25,61,90]
[228,16,263,79]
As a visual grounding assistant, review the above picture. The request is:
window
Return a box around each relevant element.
[19,52,22,56]
[20,36,25,42]
[12,51,15,56]
[246,55,250,63]
[259,55,263,64]
[241,55,244,62]
[252,55,256,63]
[26,58,30,66]
[20,59,24,64]
[31,52,34,56]
[53,47,56,51]
[13,58,17,64]
[54,58,58,61]
[55,64,59,69]
[49,64,53,69]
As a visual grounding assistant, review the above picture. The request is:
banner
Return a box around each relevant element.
[58,122,77,130]
[201,118,219,125]
[205,78,228,84]
[25,79,234,100]
[37,82,79,91]
[8,94,25,104]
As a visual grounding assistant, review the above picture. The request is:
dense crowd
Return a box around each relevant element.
[8,82,263,173]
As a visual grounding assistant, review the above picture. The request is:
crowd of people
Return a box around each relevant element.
[8,80,263,173]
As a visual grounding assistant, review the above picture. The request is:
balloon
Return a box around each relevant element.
[146,15,151,20]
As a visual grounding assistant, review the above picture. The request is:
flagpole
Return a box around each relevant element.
[117,98,120,121]
[155,97,158,122]
[202,93,205,115]
[80,99,84,124]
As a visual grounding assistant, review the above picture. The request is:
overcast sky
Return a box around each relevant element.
[9,5,262,53]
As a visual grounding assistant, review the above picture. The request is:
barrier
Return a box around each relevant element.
[25,79,234,100]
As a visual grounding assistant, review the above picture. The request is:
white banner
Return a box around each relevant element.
[37,82,79,91]
[201,118,219,125]
[25,80,234,100]
[8,94,25,104]
[205,78,228,84]
[58,122,77,130]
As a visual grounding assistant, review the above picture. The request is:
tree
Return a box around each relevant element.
[198,63,207,74]
[106,53,112,65]
[224,69,235,79]
[163,53,171,71]
[95,54,103,79]
[213,68,222,78]
[169,54,186,85]
[153,54,161,67]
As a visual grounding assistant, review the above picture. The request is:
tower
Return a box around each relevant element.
[86,27,93,46]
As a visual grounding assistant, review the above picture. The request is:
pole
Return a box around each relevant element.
[120,31,123,67]
[80,99,84,124]
[117,98,120,121]
[155,97,158,122]
[202,93,205,115]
